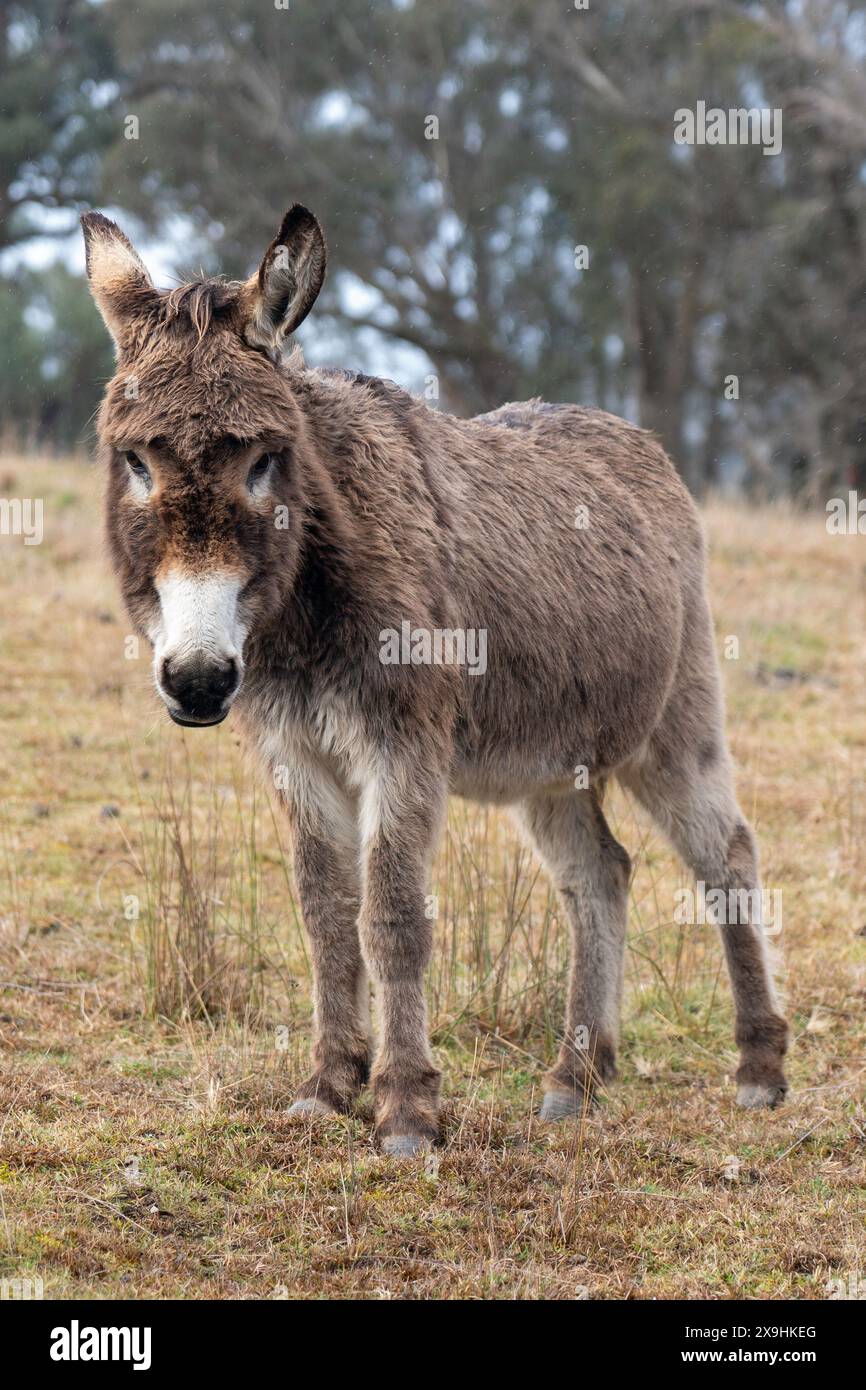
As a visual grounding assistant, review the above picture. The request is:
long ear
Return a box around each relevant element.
[242,204,326,352]
[80,211,157,352]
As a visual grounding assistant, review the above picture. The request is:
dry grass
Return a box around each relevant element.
[0,450,864,1300]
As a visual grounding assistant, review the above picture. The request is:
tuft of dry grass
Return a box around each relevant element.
[0,452,864,1300]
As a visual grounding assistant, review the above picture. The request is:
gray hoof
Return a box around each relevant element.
[736,1081,787,1110]
[381,1134,431,1158]
[288,1097,336,1120]
[539,1090,584,1122]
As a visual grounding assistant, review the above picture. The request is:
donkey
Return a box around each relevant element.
[82,203,788,1155]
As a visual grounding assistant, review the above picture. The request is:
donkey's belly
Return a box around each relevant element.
[449,633,678,805]
[449,758,578,805]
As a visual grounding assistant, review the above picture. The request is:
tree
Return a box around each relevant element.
[5,0,862,494]
[102,0,864,489]
[0,265,114,447]
[0,0,117,251]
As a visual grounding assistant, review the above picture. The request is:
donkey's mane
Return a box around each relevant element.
[163,277,240,341]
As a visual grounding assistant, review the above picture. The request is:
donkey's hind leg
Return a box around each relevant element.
[517,787,632,1119]
[620,725,788,1109]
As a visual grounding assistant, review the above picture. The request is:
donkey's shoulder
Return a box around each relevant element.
[312,366,419,416]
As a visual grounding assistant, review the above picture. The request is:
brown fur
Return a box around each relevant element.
[82,205,788,1150]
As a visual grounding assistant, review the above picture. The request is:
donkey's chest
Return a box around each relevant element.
[240,678,377,800]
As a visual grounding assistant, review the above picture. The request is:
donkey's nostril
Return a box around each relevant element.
[159,655,240,724]
[210,657,238,700]
[160,656,181,701]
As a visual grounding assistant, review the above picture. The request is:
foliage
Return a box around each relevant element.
[0,265,113,447]
[2,0,865,493]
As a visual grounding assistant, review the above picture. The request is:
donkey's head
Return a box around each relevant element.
[82,205,326,726]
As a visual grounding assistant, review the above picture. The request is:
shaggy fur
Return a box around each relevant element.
[82,204,789,1153]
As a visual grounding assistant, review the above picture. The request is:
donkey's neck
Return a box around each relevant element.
[243,363,454,692]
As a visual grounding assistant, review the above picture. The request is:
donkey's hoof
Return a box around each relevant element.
[288,1097,337,1120]
[736,1080,788,1110]
[539,1089,585,1122]
[381,1134,432,1158]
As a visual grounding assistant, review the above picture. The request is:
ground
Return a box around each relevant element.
[0,451,864,1300]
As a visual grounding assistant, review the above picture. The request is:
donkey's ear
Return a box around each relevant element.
[80,211,157,351]
[243,204,326,352]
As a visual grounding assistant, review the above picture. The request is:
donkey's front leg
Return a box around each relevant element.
[359,768,445,1156]
[287,797,371,1118]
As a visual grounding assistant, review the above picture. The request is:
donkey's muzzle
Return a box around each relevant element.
[160,654,240,726]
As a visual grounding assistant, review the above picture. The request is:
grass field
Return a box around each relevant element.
[0,451,864,1300]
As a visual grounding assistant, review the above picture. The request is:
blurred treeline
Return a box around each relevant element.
[2,0,865,498]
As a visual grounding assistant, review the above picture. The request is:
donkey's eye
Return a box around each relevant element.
[124,451,151,486]
[246,453,274,491]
